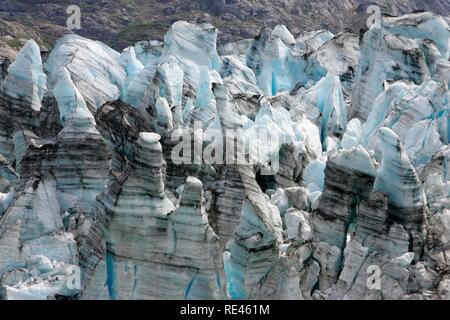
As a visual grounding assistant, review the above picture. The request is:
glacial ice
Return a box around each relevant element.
[384,12,450,59]
[119,46,144,96]
[123,62,159,108]
[341,118,362,149]
[133,40,163,66]
[154,97,174,130]
[2,39,46,112]
[152,20,221,121]
[141,58,184,127]
[298,30,334,51]
[374,127,426,208]
[45,34,125,109]
[309,32,359,80]
[331,145,377,177]
[53,68,89,125]
[292,73,347,149]
[352,36,417,121]
[220,56,262,97]
[3,256,80,300]
[256,26,300,95]
[0,13,450,300]
[404,119,443,167]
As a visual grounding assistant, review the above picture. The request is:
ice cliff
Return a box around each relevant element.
[0,12,449,300]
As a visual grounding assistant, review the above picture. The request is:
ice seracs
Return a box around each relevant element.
[119,46,144,96]
[53,67,88,125]
[374,127,426,208]
[2,255,80,300]
[84,134,225,299]
[1,13,450,300]
[152,20,220,120]
[350,26,430,121]
[45,34,125,109]
[54,68,111,214]
[133,40,163,66]
[2,39,46,112]
[292,73,347,148]
[225,194,301,299]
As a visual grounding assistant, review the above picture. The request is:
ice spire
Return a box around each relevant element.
[53,67,91,126]
[2,39,47,111]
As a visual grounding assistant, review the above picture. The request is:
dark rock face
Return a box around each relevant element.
[199,0,226,16]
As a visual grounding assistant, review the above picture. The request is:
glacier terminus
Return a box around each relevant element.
[0,8,449,301]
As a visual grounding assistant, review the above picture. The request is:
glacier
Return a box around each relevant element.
[2,40,46,112]
[0,11,449,300]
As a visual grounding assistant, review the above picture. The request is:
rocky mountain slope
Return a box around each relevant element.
[0,7,449,300]
[0,0,449,50]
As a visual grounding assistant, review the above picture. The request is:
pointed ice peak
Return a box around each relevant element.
[54,70,97,135]
[69,103,95,125]
[120,47,144,73]
[377,127,410,156]
[374,127,425,208]
[45,34,125,108]
[14,39,42,65]
[163,20,220,70]
[153,59,184,108]
[155,97,173,131]
[123,61,159,108]
[209,69,223,85]
[297,73,347,148]
[271,25,296,46]
[3,39,47,112]
[53,67,91,126]
[239,194,283,248]
[119,46,144,86]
